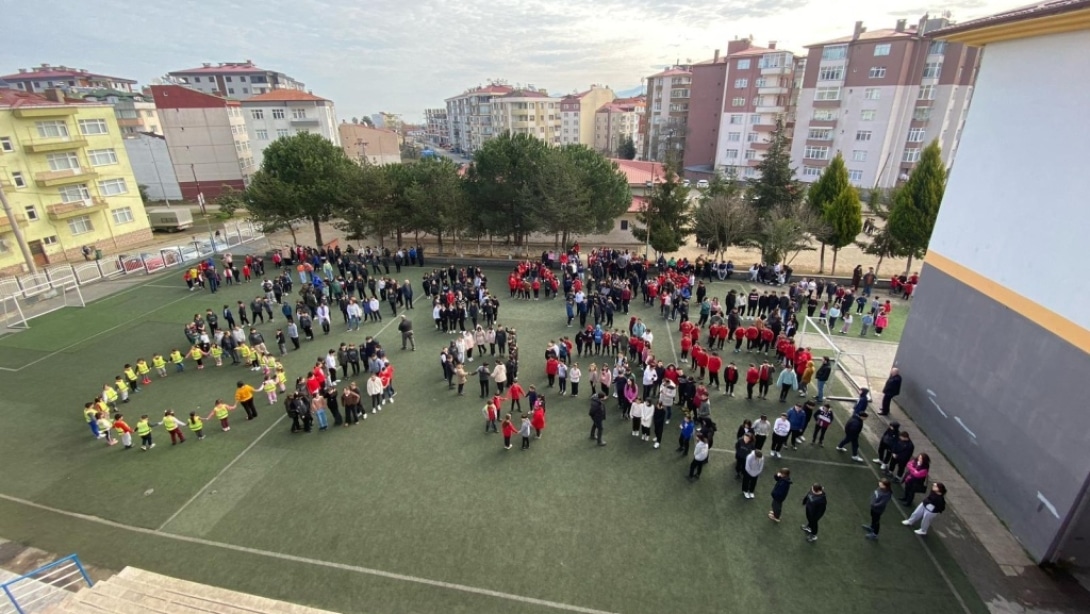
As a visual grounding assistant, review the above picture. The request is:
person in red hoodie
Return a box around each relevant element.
[746,325,760,352]
[696,347,710,381]
[707,352,723,389]
[545,357,559,388]
[705,322,718,346]
[501,413,517,450]
[664,363,679,385]
[380,362,396,405]
[507,379,525,413]
[758,361,774,399]
[746,363,760,399]
[690,343,703,373]
[531,403,546,438]
[531,278,541,300]
[725,362,739,397]
[680,334,693,360]
[734,326,746,353]
[715,322,729,350]
[680,319,694,338]
[783,343,797,369]
[760,328,775,355]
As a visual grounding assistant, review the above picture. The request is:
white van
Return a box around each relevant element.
[146,207,194,232]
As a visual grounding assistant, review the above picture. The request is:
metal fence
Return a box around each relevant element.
[0,220,264,301]
[0,554,93,614]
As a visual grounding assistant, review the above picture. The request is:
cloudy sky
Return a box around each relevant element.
[4,0,1012,123]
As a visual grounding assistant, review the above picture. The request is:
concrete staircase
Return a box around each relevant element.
[43,567,340,614]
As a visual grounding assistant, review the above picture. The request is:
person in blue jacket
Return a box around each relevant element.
[852,388,871,415]
[768,468,792,522]
[787,403,808,449]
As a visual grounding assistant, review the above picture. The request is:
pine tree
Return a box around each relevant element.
[887,140,947,273]
[823,187,863,274]
[631,167,693,255]
[749,118,802,215]
[807,153,851,272]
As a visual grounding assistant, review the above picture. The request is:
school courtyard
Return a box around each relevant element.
[0,260,986,614]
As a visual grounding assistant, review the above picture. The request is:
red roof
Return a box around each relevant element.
[151,84,233,109]
[647,67,691,78]
[170,62,267,74]
[243,90,328,102]
[1,67,135,84]
[0,89,67,109]
[502,89,551,98]
[612,159,667,186]
[628,195,650,213]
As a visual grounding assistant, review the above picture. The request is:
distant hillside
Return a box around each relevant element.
[614,85,645,98]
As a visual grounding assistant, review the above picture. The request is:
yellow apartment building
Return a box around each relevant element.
[0,89,151,275]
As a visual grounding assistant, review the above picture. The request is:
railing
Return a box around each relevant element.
[0,554,93,614]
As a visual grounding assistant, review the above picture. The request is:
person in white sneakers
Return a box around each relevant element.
[742,449,765,499]
[770,413,791,458]
[639,398,654,441]
[630,397,646,438]
[903,482,947,536]
[366,372,384,413]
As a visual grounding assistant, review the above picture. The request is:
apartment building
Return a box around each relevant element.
[339,123,401,166]
[166,61,305,101]
[643,67,692,163]
[490,89,561,145]
[683,39,797,180]
[790,16,980,188]
[593,96,645,157]
[0,89,152,273]
[74,90,161,136]
[150,85,253,200]
[1,64,136,94]
[558,85,615,146]
[424,108,449,146]
[444,84,513,154]
[241,90,339,170]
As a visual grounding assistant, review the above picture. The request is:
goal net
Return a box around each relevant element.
[1,278,86,330]
[797,315,871,400]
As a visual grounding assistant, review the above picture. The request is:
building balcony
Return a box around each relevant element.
[752,123,778,133]
[24,136,89,153]
[0,212,27,233]
[761,65,792,76]
[756,105,786,115]
[750,141,771,150]
[35,168,98,188]
[757,85,788,95]
[290,117,320,126]
[13,106,78,119]
[47,198,108,220]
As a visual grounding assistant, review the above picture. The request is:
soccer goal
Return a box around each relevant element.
[0,278,86,330]
[797,315,871,400]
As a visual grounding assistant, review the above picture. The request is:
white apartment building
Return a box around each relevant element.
[643,67,692,162]
[491,89,562,145]
[444,84,513,154]
[594,97,644,156]
[241,90,339,170]
[559,85,615,146]
[424,108,449,146]
[166,61,305,101]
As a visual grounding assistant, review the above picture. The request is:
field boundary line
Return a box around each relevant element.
[0,493,620,614]
[706,448,870,469]
[157,414,287,531]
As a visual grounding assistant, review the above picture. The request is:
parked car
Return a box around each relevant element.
[682,179,692,188]
[696,179,710,189]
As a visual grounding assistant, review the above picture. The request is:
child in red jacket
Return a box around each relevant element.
[501,414,517,450]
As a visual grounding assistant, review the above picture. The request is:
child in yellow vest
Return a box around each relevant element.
[205,399,236,431]
[238,344,252,369]
[136,415,155,450]
[102,383,119,410]
[94,398,110,419]
[152,354,168,378]
[210,344,223,367]
[136,358,152,384]
[114,376,129,403]
[188,411,205,441]
[189,345,208,370]
[276,366,287,392]
[96,412,116,446]
[123,364,141,392]
[170,349,185,373]
[262,375,278,404]
[84,403,102,439]
[163,409,186,445]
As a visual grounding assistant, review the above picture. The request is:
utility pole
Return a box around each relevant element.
[0,185,38,275]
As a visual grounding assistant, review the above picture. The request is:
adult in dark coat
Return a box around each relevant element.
[589,393,607,446]
[802,484,827,543]
[836,412,867,460]
[880,368,902,415]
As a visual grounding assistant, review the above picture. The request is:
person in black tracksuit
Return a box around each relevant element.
[863,478,893,540]
[874,422,901,467]
[802,484,827,543]
[886,431,915,478]
[734,433,754,480]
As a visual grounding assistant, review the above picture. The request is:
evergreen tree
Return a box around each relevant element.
[749,118,802,215]
[807,153,851,272]
[617,135,637,160]
[887,140,947,272]
[631,167,693,255]
[823,187,863,274]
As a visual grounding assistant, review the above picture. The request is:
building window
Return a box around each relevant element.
[723,149,739,159]
[227,88,235,94]
[291,108,307,119]
[913,107,932,121]
[36,120,70,138]
[24,205,38,220]
[243,88,249,94]
[852,150,867,162]
[804,146,829,160]
[59,184,90,203]
[923,62,943,79]
[929,41,947,55]
[192,77,200,83]
[47,152,80,171]
[874,44,891,56]
[727,132,741,142]
[861,110,877,121]
[734,79,748,89]
[747,132,759,142]
[848,169,864,182]
[251,109,264,120]
[276,128,290,138]
[87,148,118,166]
[807,128,831,140]
[98,178,128,196]
[918,85,936,100]
[620,220,629,231]
[903,148,922,163]
[729,114,743,124]
[731,97,745,107]
[78,119,109,135]
[864,88,880,100]
[907,128,926,142]
[272,108,285,119]
[736,59,751,69]
[12,172,27,188]
[744,150,758,160]
[869,67,887,79]
[750,114,762,124]
[818,66,843,81]
[814,87,841,101]
[256,129,269,140]
[822,45,847,61]
[0,137,12,152]
[856,130,872,142]
[67,215,94,235]
[41,235,58,245]
[240,76,247,82]
[802,166,822,177]
[111,207,135,225]
[812,109,837,121]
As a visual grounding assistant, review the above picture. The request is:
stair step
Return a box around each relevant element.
[76,582,172,614]
[116,568,339,614]
[109,575,274,614]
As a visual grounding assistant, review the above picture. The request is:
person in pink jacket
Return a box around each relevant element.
[622,378,638,419]
[899,453,930,507]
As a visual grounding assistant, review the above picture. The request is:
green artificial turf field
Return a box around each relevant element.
[0,262,974,614]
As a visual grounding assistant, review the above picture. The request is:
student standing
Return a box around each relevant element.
[483,402,499,433]
[568,363,581,397]
[863,478,893,540]
[112,414,133,449]
[531,404,546,438]
[811,403,834,446]
[742,450,765,499]
[188,412,205,441]
[899,453,931,507]
[136,415,154,450]
[776,366,797,402]
[163,410,186,445]
[651,402,667,449]
[752,414,771,450]
[501,414,516,450]
[206,400,235,431]
[768,468,792,522]
[639,399,653,442]
[835,412,867,462]
[687,433,709,481]
[734,433,755,480]
[677,415,694,455]
[802,483,827,543]
[902,482,948,536]
[770,413,790,458]
[518,414,532,449]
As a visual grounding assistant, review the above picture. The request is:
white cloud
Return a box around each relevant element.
[2,0,1015,122]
